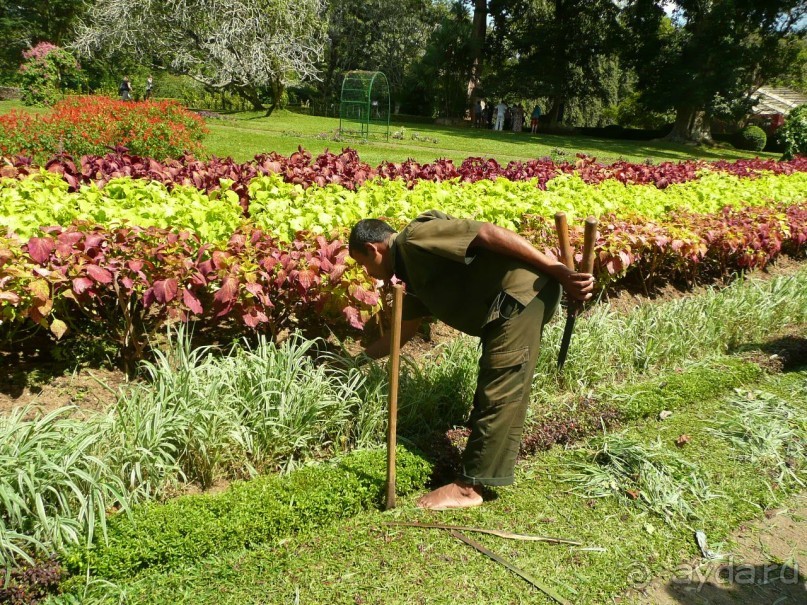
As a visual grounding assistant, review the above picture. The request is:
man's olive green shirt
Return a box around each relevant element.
[390,210,551,336]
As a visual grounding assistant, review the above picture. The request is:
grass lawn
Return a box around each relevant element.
[0,99,781,165]
[201,108,781,165]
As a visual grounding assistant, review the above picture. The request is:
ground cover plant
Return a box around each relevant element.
[0,171,243,242]
[5,159,807,241]
[1,149,805,366]
[0,96,206,161]
[0,225,378,372]
[0,196,804,368]
[245,170,807,239]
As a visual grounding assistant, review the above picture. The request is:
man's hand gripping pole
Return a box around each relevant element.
[554,213,598,370]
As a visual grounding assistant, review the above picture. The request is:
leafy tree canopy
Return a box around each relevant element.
[0,0,87,75]
[622,0,807,142]
[487,0,623,125]
[73,0,327,114]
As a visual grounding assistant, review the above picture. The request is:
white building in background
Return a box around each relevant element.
[749,86,807,134]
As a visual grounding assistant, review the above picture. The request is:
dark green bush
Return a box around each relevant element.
[736,125,767,152]
[65,447,431,580]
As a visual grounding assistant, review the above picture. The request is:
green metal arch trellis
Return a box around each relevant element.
[339,71,390,140]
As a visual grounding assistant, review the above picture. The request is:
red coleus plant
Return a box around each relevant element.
[0,95,206,162]
[1,224,379,372]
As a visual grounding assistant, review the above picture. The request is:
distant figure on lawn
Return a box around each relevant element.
[119,77,133,101]
[494,100,507,131]
[530,105,542,134]
[513,104,524,133]
[472,99,483,127]
[348,211,594,510]
[144,76,154,100]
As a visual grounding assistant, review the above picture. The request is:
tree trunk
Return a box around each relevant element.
[666,106,713,144]
[546,96,565,127]
[466,0,487,107]
[235,85,265,111]
[267,80,285,117]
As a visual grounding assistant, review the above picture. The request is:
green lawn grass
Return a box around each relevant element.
[201,108,780,165]
[0,99,780,165]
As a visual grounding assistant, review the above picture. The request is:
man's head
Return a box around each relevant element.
[349,219,396,280]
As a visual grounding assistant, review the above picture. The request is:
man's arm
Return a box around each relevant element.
[470,222,594,301]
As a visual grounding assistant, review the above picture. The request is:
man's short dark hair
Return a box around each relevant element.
[349,219,396,255]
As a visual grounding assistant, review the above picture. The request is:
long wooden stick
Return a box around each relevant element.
[385,284,404,510]
[581,216,598,274]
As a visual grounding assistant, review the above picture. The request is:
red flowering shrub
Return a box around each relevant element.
[0,95,206,161]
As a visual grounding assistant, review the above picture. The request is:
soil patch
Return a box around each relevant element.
[627,493,807,604]
[0,356,127,417]
[600,255,806,316]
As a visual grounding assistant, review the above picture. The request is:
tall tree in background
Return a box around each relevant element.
[623,0,806,143]
[73,0,326,115]
[488,0,621,126]
[403,1,474,117]
[0,0,88,75]
[774,36,807,93]
[466,0,488,103]
[323,0,435,108]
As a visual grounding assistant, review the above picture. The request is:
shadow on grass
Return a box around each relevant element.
[379,124,766,162]
[660,562,804,605]
[733,335,807,373]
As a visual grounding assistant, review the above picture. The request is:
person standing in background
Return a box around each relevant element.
[144,75,154,100]
[494,100,507,131]
[473,98,483,127]
[530,105,542,134]
[119,77,132,101]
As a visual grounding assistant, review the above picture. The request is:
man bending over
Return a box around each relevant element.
[349,211,594,510]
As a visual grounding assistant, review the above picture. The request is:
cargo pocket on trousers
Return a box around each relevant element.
[478,346,530,405]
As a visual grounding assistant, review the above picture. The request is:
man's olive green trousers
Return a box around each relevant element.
[460,281,562,486]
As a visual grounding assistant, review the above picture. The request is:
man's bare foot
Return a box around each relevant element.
[416,481,484,510]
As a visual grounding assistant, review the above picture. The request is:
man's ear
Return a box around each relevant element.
[364,241,382,259]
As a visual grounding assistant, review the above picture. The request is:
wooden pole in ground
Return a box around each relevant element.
[385,284,404,510]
